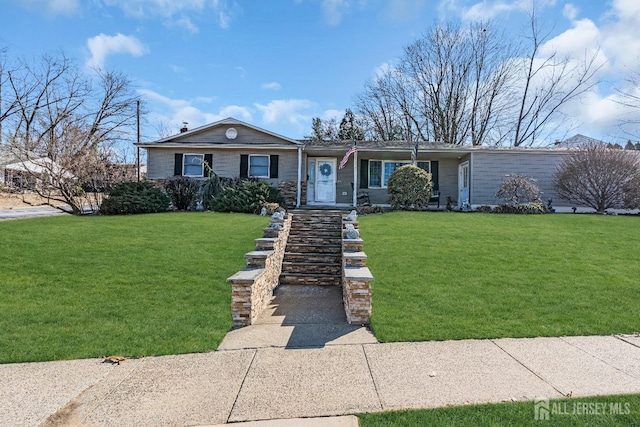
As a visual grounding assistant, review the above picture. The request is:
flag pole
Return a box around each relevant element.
[352,140,358,208]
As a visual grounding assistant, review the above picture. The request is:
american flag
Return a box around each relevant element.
[339,145,357,169]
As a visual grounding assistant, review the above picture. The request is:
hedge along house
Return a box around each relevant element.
[139,117,575,209]
[140,118,305,206]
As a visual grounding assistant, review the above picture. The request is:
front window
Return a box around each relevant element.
[183,154,204,177]
[249,154,269,178]
[369,160,430,188]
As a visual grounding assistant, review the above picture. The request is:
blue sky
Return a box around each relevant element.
[2,0,639,144]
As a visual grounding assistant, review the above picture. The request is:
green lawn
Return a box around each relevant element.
[359,394,640,426]
[0,212,267,363]
[360,212,640,342]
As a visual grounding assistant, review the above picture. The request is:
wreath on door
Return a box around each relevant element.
[319,163,332,177]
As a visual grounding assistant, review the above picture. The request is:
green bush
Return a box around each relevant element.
[212,179,282,214]
[200,173,238,210]
[164,176,201,210]
[387,165,432,210]
[493,202,548,214]
[100,181,170,215]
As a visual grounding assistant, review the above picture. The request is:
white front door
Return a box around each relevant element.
[315,158,337,203]
[458,161,470,208]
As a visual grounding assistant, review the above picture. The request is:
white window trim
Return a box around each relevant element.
[248,154,270,178]
[183,153,204,177]
[368,160,431,189]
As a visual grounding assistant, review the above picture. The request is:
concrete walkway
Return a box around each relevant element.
[219,285,377,350]
[2,334,640,426]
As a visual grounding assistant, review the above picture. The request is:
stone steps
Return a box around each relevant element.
[284,252,342,264]
[279,211,343,286]
[281,261,342,275]
[279,272,342,286]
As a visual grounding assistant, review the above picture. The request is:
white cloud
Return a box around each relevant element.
[322,0,350,25]
[101,0,205,17]
[100,0,239,29]
[384,0,427,21]
[261,82,282,90]
[13,0,79,16]
[139,88,251,136]
[441,0,556,22]
[86,33,149,69]
[254,99,317,124]
[563,3,579,20]
[171,16,199,33]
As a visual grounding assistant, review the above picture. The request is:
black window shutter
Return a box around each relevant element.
[204,154,213,177]
[360,159,369,188]
[431,160,439,191]
[174,153,183,176]
[269,155,279,178]
[240,154,249,178]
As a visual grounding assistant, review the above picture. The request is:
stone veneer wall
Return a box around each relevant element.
[227,214,292,327]
[278,180,307,209]
[342,217,374,325]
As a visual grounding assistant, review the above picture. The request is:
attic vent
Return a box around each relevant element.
[180,122,188,133]
[225,127,238,140]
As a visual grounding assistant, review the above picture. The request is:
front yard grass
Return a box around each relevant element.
[0,212,266,363]
[360,212,640,342]
[359,393,640,426]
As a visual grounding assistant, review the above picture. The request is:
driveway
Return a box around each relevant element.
[0,206,68,221]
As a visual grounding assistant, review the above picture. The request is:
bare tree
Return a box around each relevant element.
[510,10,603,146]
[1,51,139,213]
[495,173,541,204]
[613,68,640,139]
[354,70,416,141]
[554,142,640,213]
[355,21,515,145]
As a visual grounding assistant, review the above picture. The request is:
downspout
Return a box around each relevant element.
[296,145,302,208]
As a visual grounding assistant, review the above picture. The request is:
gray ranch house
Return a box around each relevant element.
[138,117,573,209]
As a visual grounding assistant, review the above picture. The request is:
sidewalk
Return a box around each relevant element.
[2,334,640,427]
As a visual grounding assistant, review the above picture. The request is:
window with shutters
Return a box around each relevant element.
[183,154,204,177]
[249,154,269,178]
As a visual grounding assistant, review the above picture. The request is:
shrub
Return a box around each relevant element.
[164,176,201,210]
[387,165,432,210]
[475,205,493,213]
[554,142,640,213]
[493,202,548,214]
[496,173,541,204]
[623,174,640,210]
[100,181,170,215]
[212,180,282,214]
[200,173,238,210]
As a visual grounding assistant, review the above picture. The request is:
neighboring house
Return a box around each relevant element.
[138,117,580,208]
[0,146,20,186]
[0,145,68,190]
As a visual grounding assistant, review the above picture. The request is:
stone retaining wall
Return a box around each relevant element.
[227,214,291,327]
[342,215,374,325]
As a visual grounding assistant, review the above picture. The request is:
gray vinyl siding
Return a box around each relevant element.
[172,124,294,145]
[437,158,458,202]
[146,147,299,184]
[470,152,568,205]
